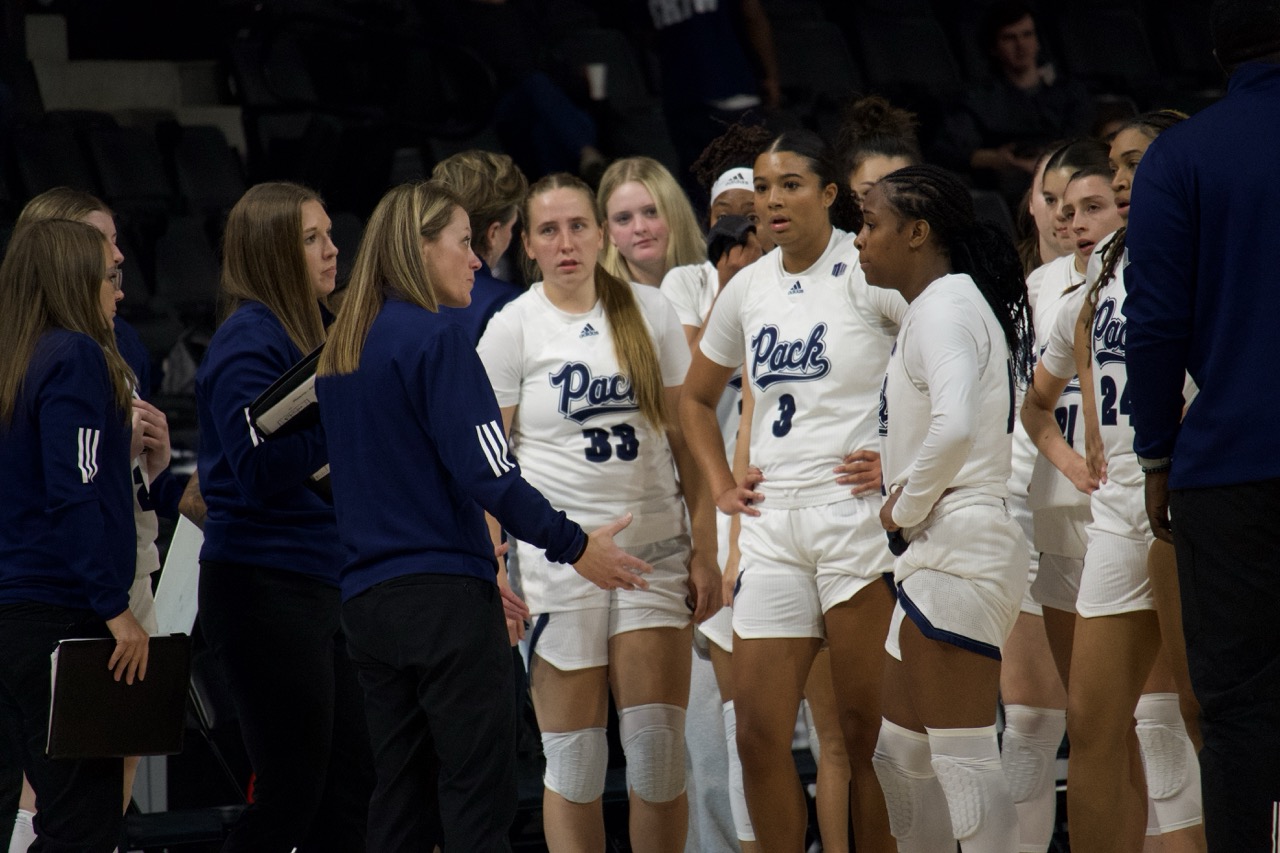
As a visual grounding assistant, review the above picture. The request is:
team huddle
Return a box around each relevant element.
[4,2,1279,852]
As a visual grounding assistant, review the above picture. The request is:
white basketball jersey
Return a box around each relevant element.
[881,274,1015,529]
[700,229,905,506]
[1083,232,1142,487]
[480,280,690,546]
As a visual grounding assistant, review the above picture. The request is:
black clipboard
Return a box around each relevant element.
[47,633,192,759]
[247,343,331,500]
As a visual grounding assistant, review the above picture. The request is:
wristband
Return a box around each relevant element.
[1138,456,1172,474]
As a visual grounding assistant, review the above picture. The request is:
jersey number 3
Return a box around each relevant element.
[772,393,796,437]
[582,424,640,463]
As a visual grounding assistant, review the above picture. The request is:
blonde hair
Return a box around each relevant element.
[0,219,133,424]
[596,156,704,283]
[318,181,464,377]
[220,182,329,355]
[526,173,668,429]
[17,187,112,225]
[430,150,528,262]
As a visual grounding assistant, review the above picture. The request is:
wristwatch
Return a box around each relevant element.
[1137,456,1172,474]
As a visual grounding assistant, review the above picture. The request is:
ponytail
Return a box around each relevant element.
[596,266,668,430]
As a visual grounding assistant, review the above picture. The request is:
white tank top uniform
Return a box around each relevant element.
[1028,261,1092,614]
[479,281,693,670]
[880,273,1029,661]
[699,229,904,640]
[663,260,743,653]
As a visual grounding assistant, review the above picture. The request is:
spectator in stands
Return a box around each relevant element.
[439,0,607,184]
[834,95,923,206]
[933,1,1094,208]
[597,156,706,287]
[644,0,781,202]
[431,150,530,344]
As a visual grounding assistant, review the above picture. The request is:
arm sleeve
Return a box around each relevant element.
[477,306,527,408]
[1125,143,1195,459]
[421,326,586,563]
[148,468,183,520]
[697,268,749,368]
[38,341,130,619]
[892,301,987,528]
[206,319,330,501]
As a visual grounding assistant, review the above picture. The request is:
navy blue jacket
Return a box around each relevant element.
[1126,62,1280,489]
[0,330,134,619]
[316,298,585,603]
[439,260,523,346]
[195,301,340,581]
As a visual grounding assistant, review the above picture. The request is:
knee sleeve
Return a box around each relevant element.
[1000,705,1066,803]
[721,701,755,842]
[928,725,1018,845]
[541,727,608,804]
[619,703,686,803]
[1135,693,1203,833]
[872,719,954,849]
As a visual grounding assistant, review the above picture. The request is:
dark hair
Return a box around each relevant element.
[1211,0,1280,67]
[980,1,1035,56]
[1044,137,1110,176]
[836,95,923,180]
[689,116,774,196]
[1086,109,1189,323]
[1119,108,1190,141]
[877,164,1035,384]
[1066,162,1114,187]
[764,129,863,233]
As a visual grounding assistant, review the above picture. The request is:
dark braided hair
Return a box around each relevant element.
[690,116,775,197]
[1084,109,1189,324]
[763,129,863,234]
[877,164,1036,385]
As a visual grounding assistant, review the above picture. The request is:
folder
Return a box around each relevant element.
[47,633,192,759]
[246,343,331,500]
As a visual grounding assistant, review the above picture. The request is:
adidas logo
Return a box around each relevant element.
[787,281,804,295]
[580,323,600,338]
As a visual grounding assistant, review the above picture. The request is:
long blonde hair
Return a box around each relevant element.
[527,173,668,429]
[0,220,133,424]
[596,156,704,283]
[318,181,463,377]
[220,182,329,355]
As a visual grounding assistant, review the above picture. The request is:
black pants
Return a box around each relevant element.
[342,574,516,853]
[0,603,121,853]
[1171,480,1280,852]
[198,561,374,853]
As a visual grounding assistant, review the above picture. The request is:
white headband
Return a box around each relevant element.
[710,167,753,205]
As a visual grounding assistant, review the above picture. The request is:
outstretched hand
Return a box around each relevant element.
[573,513,654,591]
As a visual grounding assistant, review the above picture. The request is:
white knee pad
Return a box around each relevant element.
[929,725,1018,844]
[619,703,686,803]
[1000,705,1065,803]
[865,717,936,835]
[721,701,756,842]
[1135,693,1203,833]
[541,727,609,804]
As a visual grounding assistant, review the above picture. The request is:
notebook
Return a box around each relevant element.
[47,633,192,759]
[247,343,331,500]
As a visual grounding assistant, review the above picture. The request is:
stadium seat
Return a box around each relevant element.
[771,18,864,139]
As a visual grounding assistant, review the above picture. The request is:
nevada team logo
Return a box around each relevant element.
[877,373,889,437]
[750,323,831,388]
[1091,297,1126,366]
[549,362,638,423]
[831,262,848,276]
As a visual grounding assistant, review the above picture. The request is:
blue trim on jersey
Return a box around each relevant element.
[897,583,1002,661]
[527,612,551,666]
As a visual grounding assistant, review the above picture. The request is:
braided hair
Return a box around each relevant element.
[877,164,1035,385]
[1085,109,1189,323]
